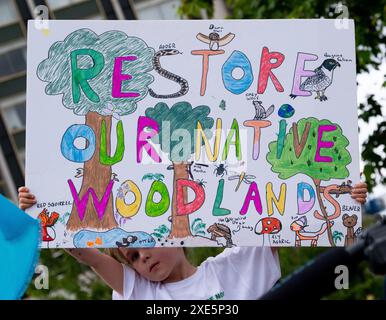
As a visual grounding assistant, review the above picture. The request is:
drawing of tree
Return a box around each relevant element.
[37,29,154,231]
[266,117,352,246]
[145,101,214,238]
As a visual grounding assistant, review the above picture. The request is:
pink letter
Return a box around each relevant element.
[68,179,114,221]
[240,182,262,215]
[112,56,140,98]
[315,125,337,162]
[137,116,161,163]
[257,47,285,94]
[291,52,318,96]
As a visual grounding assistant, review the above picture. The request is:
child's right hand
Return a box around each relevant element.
[18,186,37,210]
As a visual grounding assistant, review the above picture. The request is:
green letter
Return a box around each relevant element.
[146,180,170,217]
[100,120,125,165]
[222,118,241,160]
[213,179,231,216]
[71,48,104,103]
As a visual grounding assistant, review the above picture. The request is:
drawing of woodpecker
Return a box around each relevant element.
[290,59,341,101]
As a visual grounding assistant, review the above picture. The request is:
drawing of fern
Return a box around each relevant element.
[332,231,344,244]
[58,212,70,224]
[151,224,170,239]
[191,218,206,236]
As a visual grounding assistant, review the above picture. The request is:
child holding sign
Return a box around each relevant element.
[18,183,367,300]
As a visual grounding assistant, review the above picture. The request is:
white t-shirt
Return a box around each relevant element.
[112,247,281,300]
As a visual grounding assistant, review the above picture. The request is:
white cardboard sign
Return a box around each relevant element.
[26,19,361,248]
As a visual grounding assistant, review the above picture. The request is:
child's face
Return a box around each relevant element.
[118,247,183,282]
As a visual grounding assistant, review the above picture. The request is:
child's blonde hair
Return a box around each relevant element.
[106,248,129,265]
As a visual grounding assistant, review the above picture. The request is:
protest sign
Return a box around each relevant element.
[26,19,360,248]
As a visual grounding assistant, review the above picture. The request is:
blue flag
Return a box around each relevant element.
[0,194,41,299]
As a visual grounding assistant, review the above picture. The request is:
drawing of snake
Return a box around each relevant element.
[149,49,189,98]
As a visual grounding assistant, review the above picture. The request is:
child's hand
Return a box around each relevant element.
[351,182,368,205]
[18,186,37,210]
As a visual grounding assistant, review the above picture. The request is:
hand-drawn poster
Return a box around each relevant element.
[26,19,361,248]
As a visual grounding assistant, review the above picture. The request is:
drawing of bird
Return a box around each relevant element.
[252,100,275,120]
[196,32,235,50]
[290,59,341,101]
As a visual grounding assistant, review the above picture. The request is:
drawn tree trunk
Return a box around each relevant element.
[66,112,117,231]
[169,162,192,239]
[312,178,335,246]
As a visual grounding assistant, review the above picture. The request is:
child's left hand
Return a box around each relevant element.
[351,182,368,204]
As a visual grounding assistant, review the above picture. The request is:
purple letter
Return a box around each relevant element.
[315,125,337,162]
[137,116,161,163]
[112,56,140,98]
[291,52,318,97]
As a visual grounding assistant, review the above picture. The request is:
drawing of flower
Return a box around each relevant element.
[117,188,125,199]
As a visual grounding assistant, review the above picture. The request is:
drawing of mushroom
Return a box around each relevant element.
[254,217,282,246]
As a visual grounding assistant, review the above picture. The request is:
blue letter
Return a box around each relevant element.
[297,182,316,215]
[61,124,96,162]
[222,50,253,95]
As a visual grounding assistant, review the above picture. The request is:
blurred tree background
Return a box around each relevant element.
[26,0,385,300]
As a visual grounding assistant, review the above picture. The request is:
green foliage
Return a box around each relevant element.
[266,118,351,181]
[360,96,386,191]
[223,0,385,75]
[178,0,214,19]
[186,247,225,266]
[26,249,112,299]
[145,101,214,161]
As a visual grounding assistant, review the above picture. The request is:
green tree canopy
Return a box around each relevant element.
[145,101,214,162]
[266,117,352,181]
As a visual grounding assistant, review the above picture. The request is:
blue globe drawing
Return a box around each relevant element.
[278,104,295,118]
